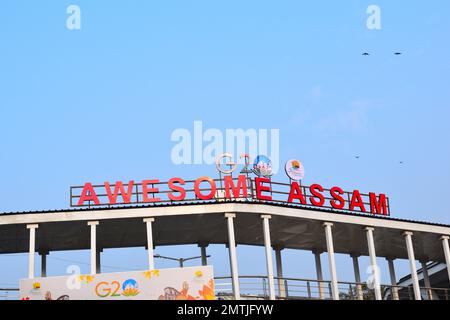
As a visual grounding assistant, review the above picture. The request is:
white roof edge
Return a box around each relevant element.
[0,203,449,236]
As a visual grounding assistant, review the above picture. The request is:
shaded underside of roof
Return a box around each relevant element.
[0,201,448,262]
[1,199,449,228]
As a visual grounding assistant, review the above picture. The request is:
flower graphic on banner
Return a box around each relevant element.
[33,282,41,290]
[198,279,215,300]
[143,269,160,280]
[122,279,140,297]
[78,275,95,284]
[195,270,203,278]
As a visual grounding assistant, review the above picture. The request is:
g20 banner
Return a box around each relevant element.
[20,266,214,300]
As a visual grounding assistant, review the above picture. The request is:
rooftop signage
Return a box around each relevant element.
[70,154,390,216]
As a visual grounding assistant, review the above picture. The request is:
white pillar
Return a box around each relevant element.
[88,221,99,275]
[225,213,240,300]
[144,218,155,270]
[261,215,276,300]
[40,251,48,278]
[274,247,286,298]
[441,236,450,285]
[421,261,434,300]
[324,222,339,300]
[27,224,39,279]
[387,258,399,300]
[365,227,382,300]
[351,254,364,300]
[313,250,325,300]
[403,231,421,300]
[199,244,208,266]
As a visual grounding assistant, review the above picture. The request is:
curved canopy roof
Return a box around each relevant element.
[0,201,449,262]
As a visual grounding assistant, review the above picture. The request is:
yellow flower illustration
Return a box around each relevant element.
[195,270,203,278]
[122,287,140,297]
[144,270,160,279]
[78,275,95,284]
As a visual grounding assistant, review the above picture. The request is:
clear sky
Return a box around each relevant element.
[0,1,449,297]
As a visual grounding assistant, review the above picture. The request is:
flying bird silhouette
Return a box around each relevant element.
[362,52,370,56]
[355,156,360,159]
[394,52,402,55]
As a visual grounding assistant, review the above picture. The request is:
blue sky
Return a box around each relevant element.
[0,1,449,295]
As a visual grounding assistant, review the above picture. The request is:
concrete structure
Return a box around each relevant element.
[1,201,450,300]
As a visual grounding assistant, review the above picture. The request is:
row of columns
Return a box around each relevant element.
[314,250,325,299]
[25,218,209,280]
[25,218,450,301]
[313,228,450,301]
[222,216,450,301]
[351,254,363,300]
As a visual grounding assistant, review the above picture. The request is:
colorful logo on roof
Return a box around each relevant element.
[285,159,305,181]
[252,155,273,177]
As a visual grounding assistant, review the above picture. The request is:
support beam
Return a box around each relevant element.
[27,224,39,279]
[365,227,382,300]
[274,247,286,298]
[351,254,364,300]
[403,231,421,300]
[144,218,155,270]
[96,249,102,274]
[225,213,240,300]
[386,258,399,300]
[39,251,48,278]
[323,222,339,300]
[313,250,325,300]
[421,261,434,300]
[440,236,450,285]
[199,244,209,266]
[88,221,99,275]
[261,215,276,300]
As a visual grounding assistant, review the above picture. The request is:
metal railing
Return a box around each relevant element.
[4,277,449,300]
[214,276,450,301]
[0,288,20,300]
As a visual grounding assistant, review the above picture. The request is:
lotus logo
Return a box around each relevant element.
[252,155,273,177]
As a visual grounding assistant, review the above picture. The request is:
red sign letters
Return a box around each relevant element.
[74,175,389,216]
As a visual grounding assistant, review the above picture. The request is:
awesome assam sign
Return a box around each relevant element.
[71,175,390,216]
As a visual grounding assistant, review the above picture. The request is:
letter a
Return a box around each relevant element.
[366,5,381,30]
[67,5,81,30]
[77,183,100,206]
